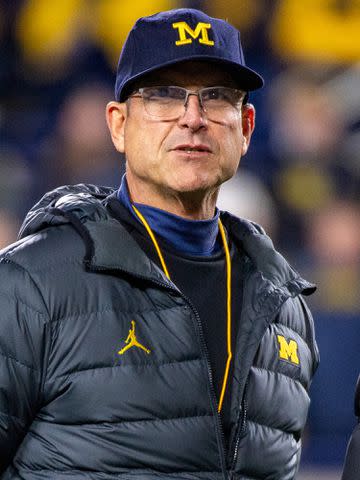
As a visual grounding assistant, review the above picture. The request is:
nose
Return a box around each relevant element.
[177,93,207,131]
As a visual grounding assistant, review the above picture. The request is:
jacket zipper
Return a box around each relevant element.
[186,297,228,477]
[86,262,228,479]
[230,380,248,473]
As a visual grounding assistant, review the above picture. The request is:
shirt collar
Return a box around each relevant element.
[117,175,220,256]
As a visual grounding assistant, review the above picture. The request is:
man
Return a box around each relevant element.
[342,375,360,480]
[0,8,319,480]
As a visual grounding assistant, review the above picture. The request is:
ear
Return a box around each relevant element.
[241,103,256,156]
[106,101,127,153]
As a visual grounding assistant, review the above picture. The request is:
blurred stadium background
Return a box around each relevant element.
[0,1,359,478]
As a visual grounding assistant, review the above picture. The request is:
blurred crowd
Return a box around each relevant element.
[1,0,359,474]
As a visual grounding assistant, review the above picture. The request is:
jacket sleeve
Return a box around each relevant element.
[0,258,49,472]
[341,375,360,480]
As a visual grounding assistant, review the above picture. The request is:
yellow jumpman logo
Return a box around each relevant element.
[118,320,151,355]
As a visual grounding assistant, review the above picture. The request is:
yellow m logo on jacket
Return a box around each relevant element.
[277,335,300,365]
[172,21,214,46]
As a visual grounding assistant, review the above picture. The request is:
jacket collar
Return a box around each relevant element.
[83,200,315,298]
[22,184,314,296]
[221,211,316,298]
[84,215,172,286]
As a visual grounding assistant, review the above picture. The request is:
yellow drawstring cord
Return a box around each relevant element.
[132,204,232,413]
[217,219,232,413]
[132,205,170,279]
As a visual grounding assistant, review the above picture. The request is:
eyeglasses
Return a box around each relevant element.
[128,86,247,121]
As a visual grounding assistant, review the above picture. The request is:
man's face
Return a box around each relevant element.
[107,61,255,216]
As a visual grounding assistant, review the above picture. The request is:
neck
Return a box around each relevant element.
[126,175,218,220]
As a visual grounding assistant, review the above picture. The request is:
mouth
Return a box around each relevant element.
[172,144,212,155]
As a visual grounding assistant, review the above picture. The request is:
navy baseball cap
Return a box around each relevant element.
[115,8,264,101]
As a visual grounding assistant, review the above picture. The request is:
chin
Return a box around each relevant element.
[171,178,219,195]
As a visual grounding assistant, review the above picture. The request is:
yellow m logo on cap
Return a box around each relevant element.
[172,21,214,46]
[277,335,300,365]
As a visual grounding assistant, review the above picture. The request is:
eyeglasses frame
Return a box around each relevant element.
[127,85,249,119]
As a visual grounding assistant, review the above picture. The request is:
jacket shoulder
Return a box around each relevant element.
[1,184,115,272]
[0,223,85,274]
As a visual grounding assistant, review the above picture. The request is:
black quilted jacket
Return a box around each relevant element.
[0,185,319,480]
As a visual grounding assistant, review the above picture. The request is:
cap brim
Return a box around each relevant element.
[118,56,264,101]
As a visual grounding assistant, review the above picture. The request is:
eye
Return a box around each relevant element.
[202,87,223,101]
[166,87,187,100]
[142,86,186,101]
[201,87,243,106]
[143,86,172,100]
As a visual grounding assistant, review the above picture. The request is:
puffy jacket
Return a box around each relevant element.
[0,185,319,480]
[342,375,360,480]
